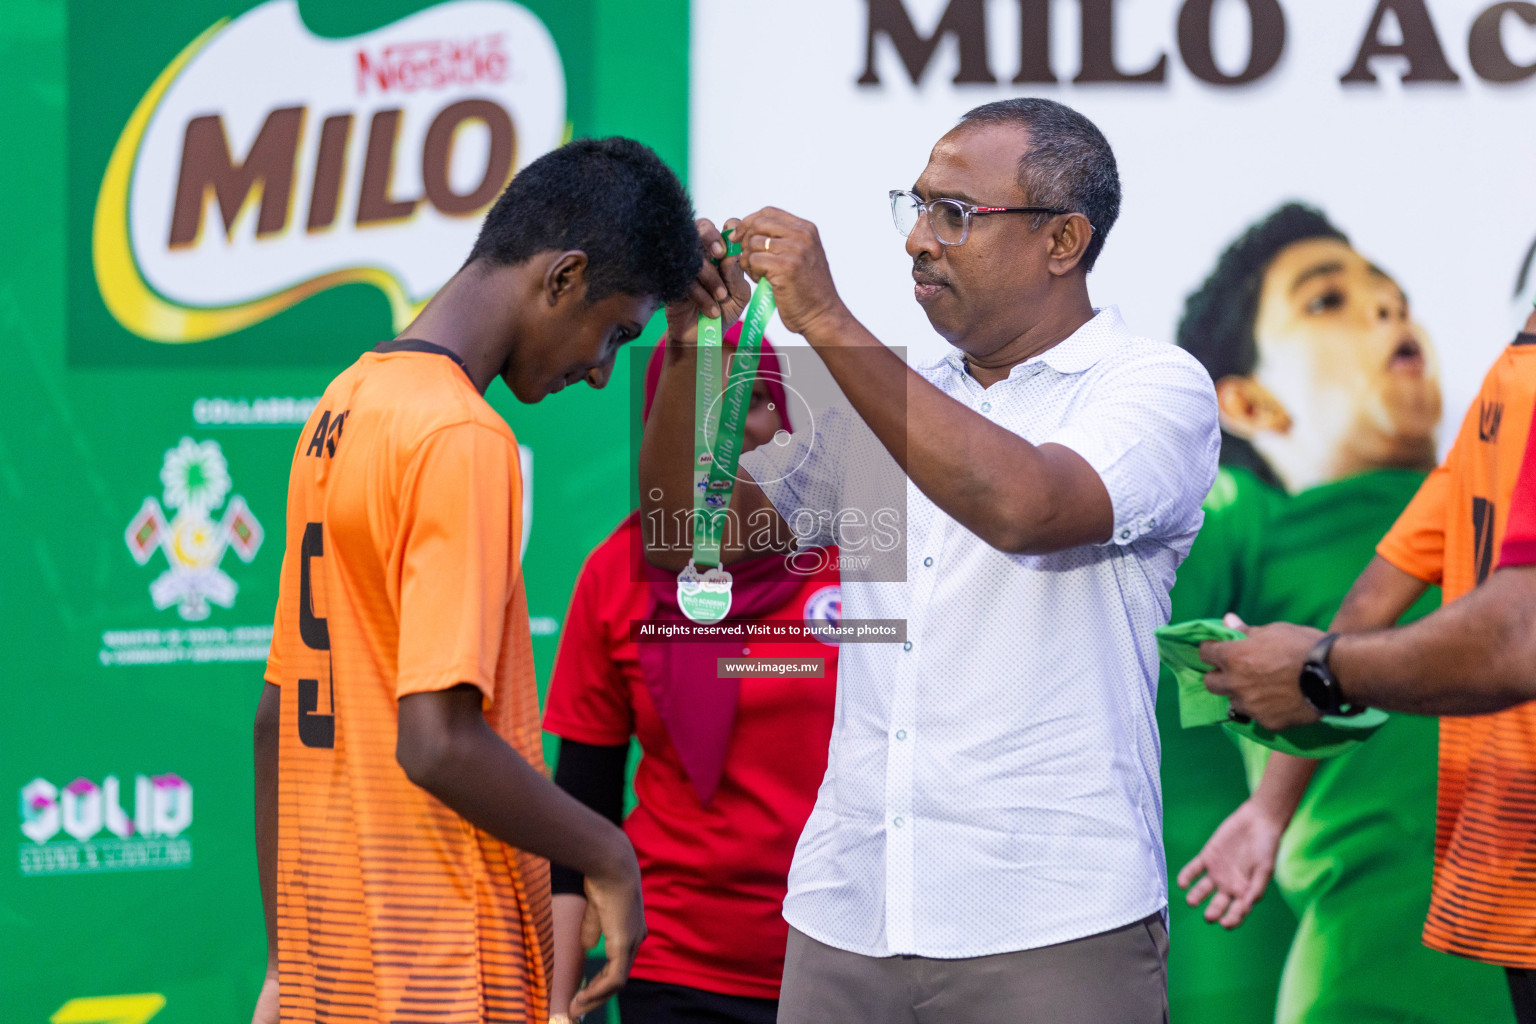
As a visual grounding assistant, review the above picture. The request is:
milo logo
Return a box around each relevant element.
[94,0,566,344]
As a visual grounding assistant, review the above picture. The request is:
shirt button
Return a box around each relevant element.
[902,641,913,652]
[922,556,933,567]
[893,817,905,828]
[1148,517,1158,528]
[896,729,907,740]
[980,401,992,413]
[1120,529,1131,540]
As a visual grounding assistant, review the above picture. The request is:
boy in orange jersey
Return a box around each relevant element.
[250,137,702,1024]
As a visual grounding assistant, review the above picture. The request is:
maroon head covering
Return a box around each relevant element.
[633,326,803,804]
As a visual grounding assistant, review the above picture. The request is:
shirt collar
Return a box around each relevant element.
[940,306,1126,380]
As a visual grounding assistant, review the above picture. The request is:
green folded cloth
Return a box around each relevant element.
[1158,619,1239,727]
[1155,618,1389,758]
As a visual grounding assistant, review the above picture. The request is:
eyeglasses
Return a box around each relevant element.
[889,189,1075,246]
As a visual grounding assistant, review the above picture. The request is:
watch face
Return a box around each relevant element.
[1299,664,1335,714]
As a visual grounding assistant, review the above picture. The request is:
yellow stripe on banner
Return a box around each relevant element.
[50,993,166,1024]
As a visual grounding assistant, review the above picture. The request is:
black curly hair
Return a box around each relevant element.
[1177,202,1348,488]
[467,136,700,304]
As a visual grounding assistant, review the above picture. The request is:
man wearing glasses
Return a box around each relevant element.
[640,97,1219,1022]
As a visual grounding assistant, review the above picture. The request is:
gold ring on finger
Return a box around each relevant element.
[763,236,772,253]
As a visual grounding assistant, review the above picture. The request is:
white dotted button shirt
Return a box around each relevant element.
[740,306,1220,958]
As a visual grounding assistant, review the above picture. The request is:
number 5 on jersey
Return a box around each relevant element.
[297,521,335,748]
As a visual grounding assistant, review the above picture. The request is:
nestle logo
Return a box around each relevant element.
[356,34,508,95]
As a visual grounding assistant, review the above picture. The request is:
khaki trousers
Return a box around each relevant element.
[778,913,1169,1024]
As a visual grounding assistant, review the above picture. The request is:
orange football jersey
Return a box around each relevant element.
[264,343,551,1021]
[1378,333,1536,968]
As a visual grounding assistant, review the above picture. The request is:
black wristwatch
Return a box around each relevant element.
[1297,633,1365,717]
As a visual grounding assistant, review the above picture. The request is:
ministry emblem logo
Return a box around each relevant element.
[124,437,263,620]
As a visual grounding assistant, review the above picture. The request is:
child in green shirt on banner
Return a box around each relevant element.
[1163,203,1513,1024]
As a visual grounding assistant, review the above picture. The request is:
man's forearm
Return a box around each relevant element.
[801,312,1106,553]
[1333,565,1536,715]
[253,683,279,966]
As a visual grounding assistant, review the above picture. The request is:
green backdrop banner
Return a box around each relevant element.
[0,0,685,1020]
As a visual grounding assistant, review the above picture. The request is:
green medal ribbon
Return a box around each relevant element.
[677,232,776,625]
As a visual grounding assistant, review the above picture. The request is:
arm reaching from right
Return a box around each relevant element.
[1326,562,1536,715]
[1178,556,1433,927]
[1203,567,1536,726]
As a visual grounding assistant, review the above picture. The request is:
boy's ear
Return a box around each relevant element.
[1215,375,1292,438]
[543,250,590,306]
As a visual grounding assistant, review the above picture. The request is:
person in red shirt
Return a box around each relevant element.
[542,335,840,1024]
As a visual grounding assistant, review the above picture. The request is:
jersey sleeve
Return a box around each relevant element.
[1499,408,1536,568]
[1377,455,1455,584]
[394,423,520,702]
[543,545,634,745]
